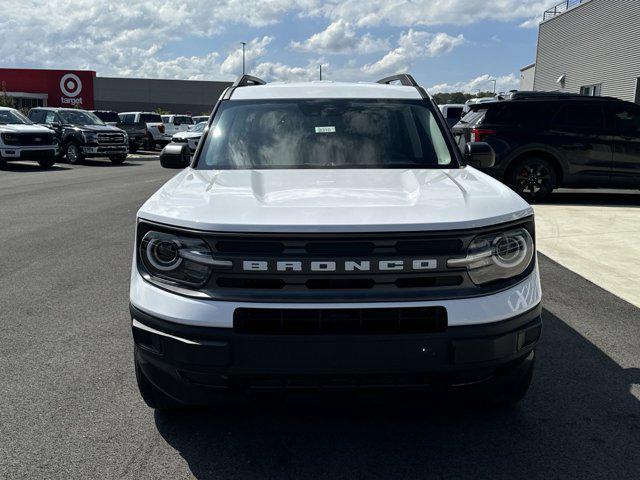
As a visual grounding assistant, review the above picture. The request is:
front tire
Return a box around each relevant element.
[65,142,84,165]
[109,154,128,165]
[508,157,556,202]
[134,349,184,410]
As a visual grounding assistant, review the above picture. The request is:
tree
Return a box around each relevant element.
[154,107,170,115]
[0,84,15,108]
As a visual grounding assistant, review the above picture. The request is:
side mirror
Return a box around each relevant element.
[50,121,62,128]
[159,143,190,169]
[464,142,495,169]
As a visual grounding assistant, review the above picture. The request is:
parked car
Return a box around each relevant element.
[161,114,194,142]
[92,110,146,153]
[452,92,640,201]
[119,112,166,150]
[438,104,465,128]
[130,74,542,410]
[191,115,209,124]
[169,121,206,153]
[0,107,58,169]
[28,107,128,164]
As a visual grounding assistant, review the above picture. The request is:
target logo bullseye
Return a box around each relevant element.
[60,73,83,97]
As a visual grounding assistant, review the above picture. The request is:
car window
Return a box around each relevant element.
[29,110,45,123]
[44,111,58,124]
[551,103,605,130]
[197,99,456,170]
[175,116,193,125]
[0,109,32,125]
[140,114,162,123]
[58,110,104,126]
[610,104,640,135]
[459,109,486,126]
[94,111,119,123]
[445,107,463,119]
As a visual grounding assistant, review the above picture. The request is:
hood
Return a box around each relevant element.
[138,167,532,233]
[172,131,202,140]
[0,124,54,133]
[70,124,124,133]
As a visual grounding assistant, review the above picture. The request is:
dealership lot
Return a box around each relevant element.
[1,157,639,479]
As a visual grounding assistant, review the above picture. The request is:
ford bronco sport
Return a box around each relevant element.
[130,74,542,409]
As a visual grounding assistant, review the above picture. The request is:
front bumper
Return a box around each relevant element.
[1,146,58,159]
[82,145,128,156]
[132,302,542,402]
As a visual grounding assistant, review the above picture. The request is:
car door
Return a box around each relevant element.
[43,111,64,142]
[608,102,640,188]
[547,102,613,186]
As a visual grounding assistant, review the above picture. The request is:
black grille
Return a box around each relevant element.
[234,307,447,335]
[137,219,536,303]
[3,132,54,146]
[97,133,125,144]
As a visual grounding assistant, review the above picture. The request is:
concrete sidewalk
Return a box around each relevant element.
[534,189,640,308]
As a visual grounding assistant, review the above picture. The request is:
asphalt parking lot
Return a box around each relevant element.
[1,156,639,480]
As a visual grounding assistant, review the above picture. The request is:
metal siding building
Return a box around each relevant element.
[94,77,231,115]
[533,0,640,103]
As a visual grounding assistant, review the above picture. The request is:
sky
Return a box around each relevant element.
[0,0,552,93]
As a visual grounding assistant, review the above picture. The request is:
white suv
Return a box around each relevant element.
[0,107,58,169]
[130,74,542,409]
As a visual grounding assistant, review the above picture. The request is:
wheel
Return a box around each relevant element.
[143,134,155,150]
[37,157,56,168]
[109,154,128,165]
[129,144,139,154]
[508,157,556,202]
[134,349,184,410]
[65,142,84,165]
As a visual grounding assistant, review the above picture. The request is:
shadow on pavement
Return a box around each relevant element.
[538,189,640,208]
[0,162,70,172]
[154,306,640,479]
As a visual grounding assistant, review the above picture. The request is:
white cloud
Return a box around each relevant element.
[314,0,548,28]
[291,20,389,54]
[362,30,464,76]
[220,36,273,76]
[428,73,519,94]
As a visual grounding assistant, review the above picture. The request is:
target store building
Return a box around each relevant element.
[0,67,230,114]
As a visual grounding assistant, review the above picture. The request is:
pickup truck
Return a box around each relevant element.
[161,114,194,142]
[91,110,146,153]
[119,112,166,150]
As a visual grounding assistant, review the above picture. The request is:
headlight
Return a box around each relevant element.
[2,133,19,145]
[447,228,534,285]
[83,132,98,142]
[140,231,215,288]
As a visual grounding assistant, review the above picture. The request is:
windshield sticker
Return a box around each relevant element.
[315,126,336,133]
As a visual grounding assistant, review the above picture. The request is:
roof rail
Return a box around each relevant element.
[376,74,419,87]
[232,75,266,87]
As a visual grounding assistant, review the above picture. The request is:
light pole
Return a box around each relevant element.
[319,64,322,80]
[240,42,246,75]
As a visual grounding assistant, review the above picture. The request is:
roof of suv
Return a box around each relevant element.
[230,81,424,100]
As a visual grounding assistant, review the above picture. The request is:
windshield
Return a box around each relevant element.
[58,110,104,126]
[190,122,206,132]
[197,99,456,170]
[0,109,32,125]
[93,111,120,123]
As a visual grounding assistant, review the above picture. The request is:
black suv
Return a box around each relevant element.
[452,92,640,200]
[91,110,146,153]
[28,108,129,165]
